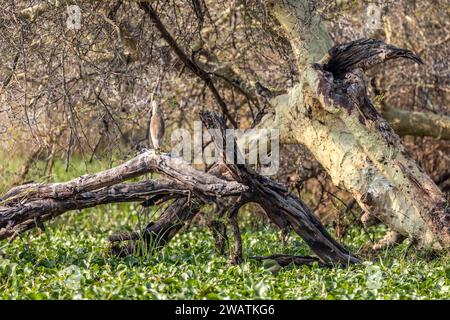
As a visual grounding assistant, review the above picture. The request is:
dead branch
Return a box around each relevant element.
[199,111,360,265]
[0,152,247,241]
[249,254,326,267]
[0,111,360,266]
[0,151,246,206]
[110,198,201,257]
[139,2,238,128]
[381,107,450,141]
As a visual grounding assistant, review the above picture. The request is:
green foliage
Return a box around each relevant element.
[0,159,448,299]
[1,205,448,299]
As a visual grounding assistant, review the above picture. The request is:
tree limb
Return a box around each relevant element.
[139,2,238,128]
[381,107,450,141]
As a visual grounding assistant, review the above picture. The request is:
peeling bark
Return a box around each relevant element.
[0,113,359,266]
[257,0,450,249]
[5,0,448,262]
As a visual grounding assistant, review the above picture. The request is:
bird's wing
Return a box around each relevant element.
[158,115,165,140]
[323,38,423,78]
[150,113,164,148]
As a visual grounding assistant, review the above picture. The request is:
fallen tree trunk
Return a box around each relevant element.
[109,198,201,257]
[200,112,359,264]
[380,107,450,141]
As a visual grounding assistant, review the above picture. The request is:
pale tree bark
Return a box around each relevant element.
[254,0,449,249]
[380,107,450,141]
[3,0,448,257]
[16,1,450,141]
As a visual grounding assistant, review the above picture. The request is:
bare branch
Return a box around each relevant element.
[138,2,238,128]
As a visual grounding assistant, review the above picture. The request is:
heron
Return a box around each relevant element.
[150,100,165,154]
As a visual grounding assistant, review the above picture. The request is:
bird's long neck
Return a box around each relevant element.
[152,102,161,114]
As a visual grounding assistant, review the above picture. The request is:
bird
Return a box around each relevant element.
[150,100,165,154]
[322,38,424,79]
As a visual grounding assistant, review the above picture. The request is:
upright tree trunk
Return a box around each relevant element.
[257,0,449,249]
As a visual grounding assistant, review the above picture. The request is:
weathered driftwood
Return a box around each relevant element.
[110,112,359,264]
[5,0,448,265]
[108,112,359,265]
[0,110,359,266]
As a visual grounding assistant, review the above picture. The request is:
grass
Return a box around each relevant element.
[0,157,449,300]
